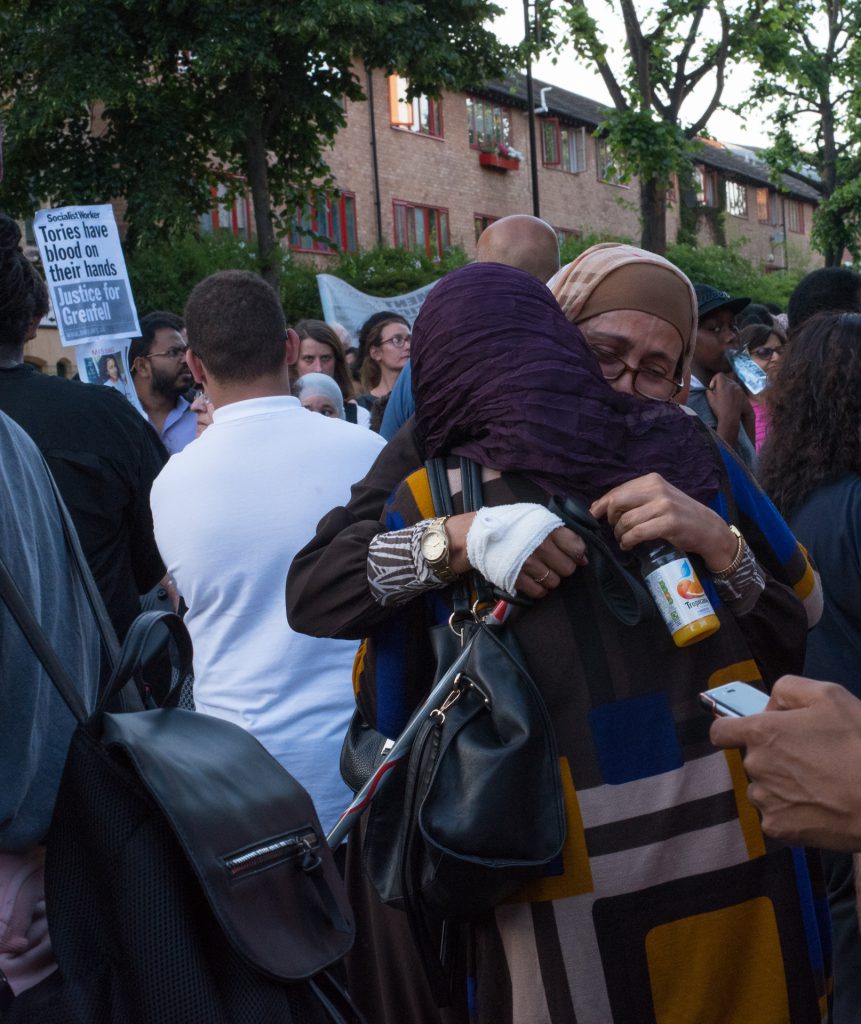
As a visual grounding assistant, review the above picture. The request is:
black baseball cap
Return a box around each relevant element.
[694,284,750,319]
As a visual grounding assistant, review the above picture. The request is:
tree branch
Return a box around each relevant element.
[564,0,629,110]
[668,6,705,115]
[618,0,651,104]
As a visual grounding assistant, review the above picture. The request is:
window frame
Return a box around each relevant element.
[560,125,587,174]
[726,180,749,219]
[756,187,780,226]
[474,213,498,242]
[542,120,587,174]
[392,199,451,260]
[541,118,561,167]
[466,96,513,151]
[786,198,805,234]
[595,138,627,187]
[388,74,443,139]
[554,226,581,245]
[288,192,358,254]
[200,181,253,240]
[695,166,720,208]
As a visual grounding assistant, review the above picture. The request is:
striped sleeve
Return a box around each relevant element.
[712,443,823,628]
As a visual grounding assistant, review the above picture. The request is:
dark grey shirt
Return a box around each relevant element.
[686,382,757,474]
[0,412,99,850]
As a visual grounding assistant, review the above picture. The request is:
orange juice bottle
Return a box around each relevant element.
[638,541,720,647]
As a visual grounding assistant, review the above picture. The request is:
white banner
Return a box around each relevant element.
[316,274,439,343]
[34,205,140,347]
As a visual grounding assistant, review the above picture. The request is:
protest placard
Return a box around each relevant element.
[34,205,140,346]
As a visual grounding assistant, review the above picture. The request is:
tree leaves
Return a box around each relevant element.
[0,0,514,271]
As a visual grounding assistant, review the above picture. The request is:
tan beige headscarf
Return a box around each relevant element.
[549,243,698,379]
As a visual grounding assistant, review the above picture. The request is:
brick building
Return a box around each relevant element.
[283,69,821,274]
[19,68,824,375]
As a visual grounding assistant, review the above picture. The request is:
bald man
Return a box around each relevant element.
[379,215,560,439]
[475,214,561,286]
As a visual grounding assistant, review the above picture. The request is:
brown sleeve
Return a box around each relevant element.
[728,568,808,688]
[286,419,424,639]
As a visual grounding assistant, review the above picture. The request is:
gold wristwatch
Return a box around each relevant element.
[420,516,459,584]
[711,525,745,580]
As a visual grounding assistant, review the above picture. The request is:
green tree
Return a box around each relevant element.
[543,0,760,254]
[0,0,512,286]
[744,0,861,266]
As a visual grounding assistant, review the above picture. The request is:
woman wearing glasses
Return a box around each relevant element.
[357,313,411,431]
[288,246,826,1024]
[739,321,786,450]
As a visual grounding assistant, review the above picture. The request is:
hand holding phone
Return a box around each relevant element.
[700,681,769,718]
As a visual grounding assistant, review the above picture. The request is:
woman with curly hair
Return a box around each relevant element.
[759,310,861,1021]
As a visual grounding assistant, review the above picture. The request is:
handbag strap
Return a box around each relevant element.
[426,457,470,618]
[94,610,193,716]
[548,496,653,626]
[425,456,494,617]
[0,551,89,723]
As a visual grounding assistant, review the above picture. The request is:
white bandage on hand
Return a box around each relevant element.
[466,503,564,593]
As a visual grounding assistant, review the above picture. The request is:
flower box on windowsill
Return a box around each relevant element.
[479,152,520,172]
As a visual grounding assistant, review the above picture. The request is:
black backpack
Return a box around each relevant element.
[0,543,363,1023]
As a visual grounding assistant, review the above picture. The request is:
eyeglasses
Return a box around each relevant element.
[750,345,783,362]
[590,347,682,401]
[145,346,188,360]
[380,333,411,349]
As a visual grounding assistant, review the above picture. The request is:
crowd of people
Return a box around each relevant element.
[1,206,861,1023]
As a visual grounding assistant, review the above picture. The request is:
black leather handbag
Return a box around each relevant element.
[360,458,566,921]
[363,614,566,920]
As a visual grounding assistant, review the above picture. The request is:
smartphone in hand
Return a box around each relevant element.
[700,681,769,718]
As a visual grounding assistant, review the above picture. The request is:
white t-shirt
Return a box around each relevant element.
[150,395,386,831]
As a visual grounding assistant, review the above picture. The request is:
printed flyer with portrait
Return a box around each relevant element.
[34,204,144,413]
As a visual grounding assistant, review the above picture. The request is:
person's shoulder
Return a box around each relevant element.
[0,408,42,461]
[308,411,387,452]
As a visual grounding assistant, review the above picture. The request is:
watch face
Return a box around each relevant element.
[421,529,447,563]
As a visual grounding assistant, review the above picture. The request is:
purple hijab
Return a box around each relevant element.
[411,262,720,505]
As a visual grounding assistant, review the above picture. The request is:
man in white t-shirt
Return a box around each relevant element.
[150,271,386,831]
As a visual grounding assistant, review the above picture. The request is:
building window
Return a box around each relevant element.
[696,167,720,208]
[756,188,780,226]
[726,181,748,218]
[596,138,625,185]
[561,126,587,174]
[786,199,805,234]
[555,227,581,245]
[199,183,253,240]
[466,97,512,150]
[393,201,450,259]
[542,120,560,165]
[542,120,586,174]
[388,75,442,137]
[289,192,358,253]
[474,213,498,241]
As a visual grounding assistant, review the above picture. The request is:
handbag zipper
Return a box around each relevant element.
[222,826,319,880]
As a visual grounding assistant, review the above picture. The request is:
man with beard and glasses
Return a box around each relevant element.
[129,311,198,455]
